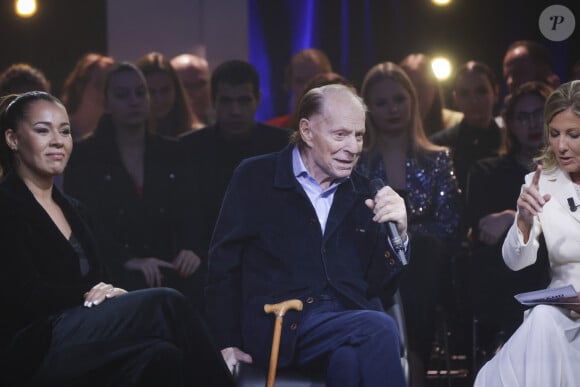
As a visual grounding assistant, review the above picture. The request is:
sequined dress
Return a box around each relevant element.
[356,149,462,362]
[356,149,462,242]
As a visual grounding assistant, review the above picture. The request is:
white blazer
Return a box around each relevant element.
[502,166,580,290]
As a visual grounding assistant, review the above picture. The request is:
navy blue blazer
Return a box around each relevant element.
[206,145,406,368]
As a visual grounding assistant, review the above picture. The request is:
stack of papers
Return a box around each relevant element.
[515,285,580,305]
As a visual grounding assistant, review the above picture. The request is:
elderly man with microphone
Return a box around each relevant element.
[206,84,409,387]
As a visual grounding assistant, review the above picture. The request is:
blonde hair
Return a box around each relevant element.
[534,80,580,169]
[360,61,445,158]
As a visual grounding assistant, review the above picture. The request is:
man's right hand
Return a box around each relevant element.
[124,257,174,287]
[221,347,253,374]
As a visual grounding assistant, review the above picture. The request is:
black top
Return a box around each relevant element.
[180,122,290,254]
[64,116,200,280]
[0,171,107,378]
[466,154,530,239]
[69,233,90,276]
[430,119,503,193]
[465,155,550,334]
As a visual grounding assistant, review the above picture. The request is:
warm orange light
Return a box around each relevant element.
[431,57,452,81]
[432,0,451,6]
[15,0,37,18]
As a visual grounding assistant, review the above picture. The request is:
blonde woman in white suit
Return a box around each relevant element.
[475,80,580,386]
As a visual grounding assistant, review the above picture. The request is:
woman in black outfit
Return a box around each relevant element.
[0,91,232,386]
[465,81,554,367]
[64,62,206,310]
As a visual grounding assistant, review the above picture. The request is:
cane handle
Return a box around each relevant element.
[264,299,303,316]
[264,299,304,387]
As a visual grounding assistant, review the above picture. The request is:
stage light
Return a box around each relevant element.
[432,0,452,6]
[15,0,37,18]
[431,57,452,81]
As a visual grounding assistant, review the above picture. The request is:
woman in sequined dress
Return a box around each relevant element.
[357,61,462,387]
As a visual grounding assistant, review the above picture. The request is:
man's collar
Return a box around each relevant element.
[291,145,349,189]
[273,144,369,195]
[292,145,309,178]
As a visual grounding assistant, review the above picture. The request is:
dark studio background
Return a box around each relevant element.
[0,0,578,120]
[248,0,579,120]
[0,0,107,97]
[0,1,578,384]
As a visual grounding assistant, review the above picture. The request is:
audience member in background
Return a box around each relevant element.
[267,48,332,128]
[400,53,463,136]
[502,40,560,93]
[137,52,204,138]
[60,53,115,140]
[0,91,233,387]
[180,60,290,256]
[285,71,355,130]
[357,61,462,387]
[64,63,206,310]
[466,81,553,368]
[0,63,53,178]
[474,80,580,387]
[171,53,213,125]
[0,63,51,96]
[431,61,502,193]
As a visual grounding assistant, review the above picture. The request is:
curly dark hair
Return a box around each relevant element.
[0,63,50,96]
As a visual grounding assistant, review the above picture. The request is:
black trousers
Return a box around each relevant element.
[399,233,448,363]
[119,265,208,316]
[32,288,233,387]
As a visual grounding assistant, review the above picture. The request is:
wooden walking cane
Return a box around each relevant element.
[264,299,304,387]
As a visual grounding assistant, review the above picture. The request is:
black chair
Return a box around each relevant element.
[235,291,409,387]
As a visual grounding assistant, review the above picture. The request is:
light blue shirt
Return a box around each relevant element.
[292,146,346,234]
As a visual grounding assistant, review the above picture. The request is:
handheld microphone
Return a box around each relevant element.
[568,197,580,212]
[369,178,408,266]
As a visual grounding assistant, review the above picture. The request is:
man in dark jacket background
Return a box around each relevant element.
[180,60,290,257]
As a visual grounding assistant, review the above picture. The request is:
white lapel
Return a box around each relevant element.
[541,167,580,223]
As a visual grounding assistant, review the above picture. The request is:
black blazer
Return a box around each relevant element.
[430,119,502,192]
[180,122,290,256]
[0,172,107,380]
[64,117,200,280]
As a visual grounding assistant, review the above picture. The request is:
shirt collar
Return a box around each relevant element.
[291,145,349,192]
[292,145,309,178]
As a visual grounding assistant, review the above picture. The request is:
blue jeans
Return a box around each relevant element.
[295,294,407,387]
